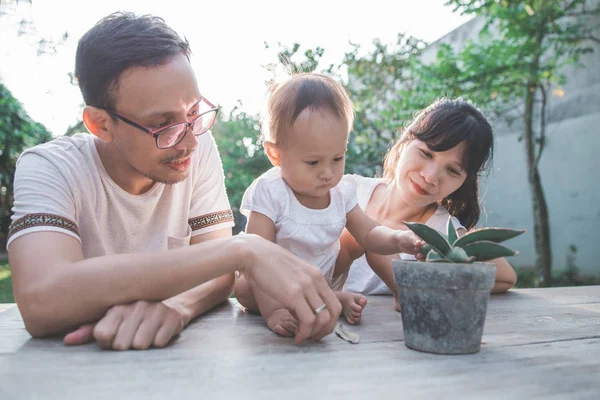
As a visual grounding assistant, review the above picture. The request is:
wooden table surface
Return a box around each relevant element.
[1,286,599,399]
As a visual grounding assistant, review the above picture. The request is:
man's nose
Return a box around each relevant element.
[174,125,198,152]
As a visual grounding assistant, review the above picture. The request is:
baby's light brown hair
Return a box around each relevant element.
[261,73,354,145]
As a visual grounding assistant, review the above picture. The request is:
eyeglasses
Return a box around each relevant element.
[94,98,219,149]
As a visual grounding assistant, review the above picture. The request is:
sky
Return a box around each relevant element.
[0,0,471,136]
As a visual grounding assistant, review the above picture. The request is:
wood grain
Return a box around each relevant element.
[0,286,598,399]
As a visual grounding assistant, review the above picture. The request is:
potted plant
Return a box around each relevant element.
[393,217,525,355]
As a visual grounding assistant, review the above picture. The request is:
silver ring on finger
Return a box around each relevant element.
[314,303,327,315]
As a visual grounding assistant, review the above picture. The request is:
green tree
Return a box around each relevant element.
[0,83,52,245]
[0,0,68,56]
[436,0,600,284]
[211,105,271,234]
[266,39,428,177]
[343,34,427,176]
[337,0,598,284]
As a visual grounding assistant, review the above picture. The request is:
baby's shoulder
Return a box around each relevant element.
[248,167,289,201]
[334,174,358,198]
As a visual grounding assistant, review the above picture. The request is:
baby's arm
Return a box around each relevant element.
[345,205,423,256]
[456,228,517,293]
[332,228,367,281]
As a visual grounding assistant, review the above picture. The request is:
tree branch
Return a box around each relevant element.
[534,84,547,168]
[588,35,600,44]
[562,0,583,14]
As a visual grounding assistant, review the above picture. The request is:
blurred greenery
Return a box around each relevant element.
[0,83,53,248]
[1,0,599,289]
[259,0,599,285]
[434,0,600,285]
[211,106,271,234]
[0,262,14,303]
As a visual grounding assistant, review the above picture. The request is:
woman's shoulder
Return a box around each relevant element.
[344,174,384,207]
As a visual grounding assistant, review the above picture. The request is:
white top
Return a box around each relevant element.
[240,167,359,282]
[8,132,235,257]
[343,175,464,294]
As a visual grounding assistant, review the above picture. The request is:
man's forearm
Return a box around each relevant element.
[163,273,235,326]
[12,235,251,336]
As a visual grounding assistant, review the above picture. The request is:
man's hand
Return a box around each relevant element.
[63,301,184,350]
[242,234,342,344]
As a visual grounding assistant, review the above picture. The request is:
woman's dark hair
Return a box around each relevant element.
[382,97,494,229]
[75,12,191,109]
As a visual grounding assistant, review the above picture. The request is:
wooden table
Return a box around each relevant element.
[1,286,599,399]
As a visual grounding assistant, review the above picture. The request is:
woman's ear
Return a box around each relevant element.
[264,141,280,166]
[82,106,114,143]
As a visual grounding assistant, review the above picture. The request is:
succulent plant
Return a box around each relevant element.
[405,217,525,263]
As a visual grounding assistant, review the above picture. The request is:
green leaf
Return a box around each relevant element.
[405,221,451,256]
[463,240,519,261]
[419,243,433,256]
[454,228,525,248]
[446,216,458,245]
[445,247,475,263]
[426,249,448,262]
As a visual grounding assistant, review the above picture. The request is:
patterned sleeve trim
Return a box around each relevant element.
[8,213,80,240]
[188,209,234,232]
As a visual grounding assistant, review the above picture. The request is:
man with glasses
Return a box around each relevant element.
[7,12,341,350]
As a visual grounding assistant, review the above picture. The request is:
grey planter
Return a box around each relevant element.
[393,260,497,355]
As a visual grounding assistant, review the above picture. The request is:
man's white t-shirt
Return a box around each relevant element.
[343,175,464,295]
[8,132,234,257]
[240,167,358,283]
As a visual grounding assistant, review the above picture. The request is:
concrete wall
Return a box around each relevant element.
[421,11,600,276]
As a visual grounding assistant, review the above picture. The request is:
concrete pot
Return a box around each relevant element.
[392,260,496,355]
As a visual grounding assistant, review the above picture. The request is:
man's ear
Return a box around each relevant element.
[82,106,113,143]
[264,141,280,167]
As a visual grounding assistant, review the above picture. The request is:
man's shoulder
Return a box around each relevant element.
[19,133,93,169]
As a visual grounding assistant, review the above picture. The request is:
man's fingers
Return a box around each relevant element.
[289,268,340,343]
[153,312,183,348]
[93,308,124,349]
[132,317,162,350]
[293,300,316,344]
[111,302,147,351]
[311,272,342,340]
[313,296,341,341]
[63,323,95,346]
[305,293,331,342]
[132,304,170,350]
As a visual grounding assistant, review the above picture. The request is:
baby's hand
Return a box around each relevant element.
[394,230,424,256]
